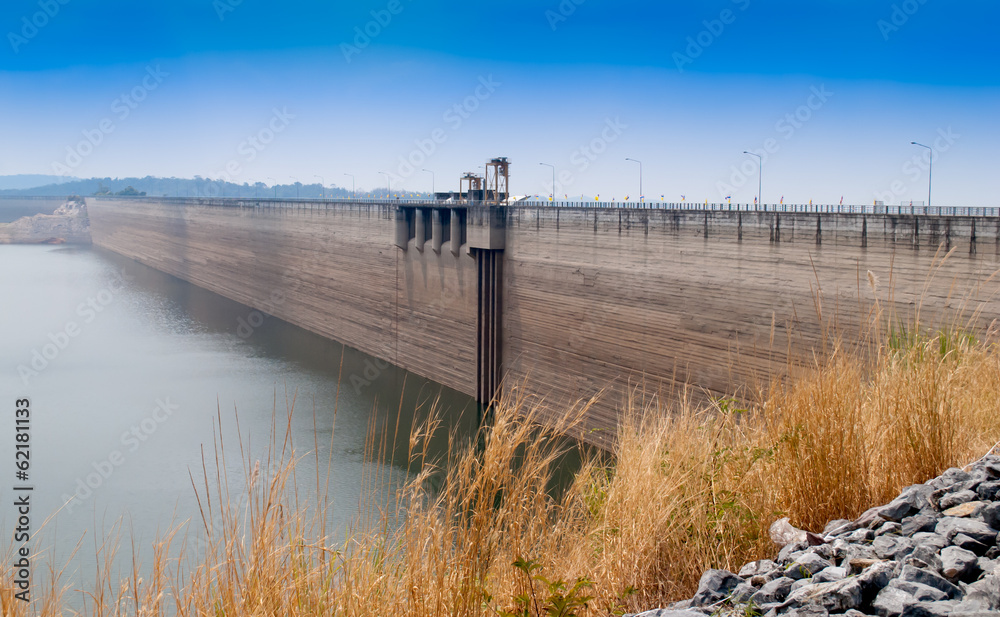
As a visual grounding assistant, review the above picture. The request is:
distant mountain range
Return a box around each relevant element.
[0,174,82,190]
[0,176,426,200]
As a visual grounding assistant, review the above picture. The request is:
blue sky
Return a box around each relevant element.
[1,0,997,204]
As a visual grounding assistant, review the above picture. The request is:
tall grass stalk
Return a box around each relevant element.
[4,327,1000,615]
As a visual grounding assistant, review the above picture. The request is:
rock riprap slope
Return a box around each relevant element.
[632,455,1000,617]
[0,201,90,244]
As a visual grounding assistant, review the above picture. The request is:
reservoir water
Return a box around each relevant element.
[0,244,477,596]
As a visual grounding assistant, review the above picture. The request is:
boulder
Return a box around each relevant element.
[690,569,742,607]
[935,517,998,547]
[940,546,979,581]
[785,552,833,580]
[898,565,961,599]
[750,576,795,605]
[901,515,939,537]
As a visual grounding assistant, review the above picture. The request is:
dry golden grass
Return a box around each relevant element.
[4,322,1000,615]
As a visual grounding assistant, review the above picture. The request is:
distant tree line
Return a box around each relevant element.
[0,176,427,200]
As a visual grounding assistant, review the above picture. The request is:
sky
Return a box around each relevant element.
[1,0,998,205]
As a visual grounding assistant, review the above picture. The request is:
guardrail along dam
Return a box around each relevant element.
[86,196,1000,444]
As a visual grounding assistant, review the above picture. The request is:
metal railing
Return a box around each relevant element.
[517,201,1000,217]
[89,195,1000,218]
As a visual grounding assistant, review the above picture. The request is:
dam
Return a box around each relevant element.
[84,195,1000,444]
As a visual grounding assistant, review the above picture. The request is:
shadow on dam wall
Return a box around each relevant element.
[86,197,1000,446]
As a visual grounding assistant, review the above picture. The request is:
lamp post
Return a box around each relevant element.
[911,142,932,210]
[539,162,555,202]
[378,171,391,198]
[743,151,762,210]
[422,169,435,198]
[267,177,277,198]
[625,158,642,204]
[314,174,325,199]
[343,173,355,199]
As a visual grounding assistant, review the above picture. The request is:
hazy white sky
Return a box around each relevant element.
[1,1,997,205]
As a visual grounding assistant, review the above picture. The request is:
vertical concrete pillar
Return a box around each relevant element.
[415,208,426,251]
[451,208,462,255]
[394,207,409,250]
[431,208,443,254]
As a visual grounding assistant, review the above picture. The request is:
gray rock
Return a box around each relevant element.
[784,606,829,617]
[936,517,999,547]
[830,539,851,562]
[876,521,903,536]
[976,480,1000,502]
[813,566,847,583]
[977,556,997,576]
[898,564,962,599]
[953,533,991,556]
[910,532,949,551]
[839,611,868,617]
[739,559,777,579]
[982,502,1000,531]
[843,544,879,564]
[857,561,896,603]
[887,579,949,602]
[873,536,916,561]
[629,610,707,617]
[824,519,855,536]
[941,545,980,581]
[905,545,943,573]
[939,489,978,510]
[901,515,938,537]
[846,528,876,543]
[730,582,756,602]
[880,498,917,523]
[791,578,814,593]
[784,577,864,613]
[751,576,795,604]
[690,569,742,606]
[779,542,809,565]
[898,600,958,617]
[953,574,1000,611]
[786,552,833,580]
[929,467,972,491]
[872,585,916,617]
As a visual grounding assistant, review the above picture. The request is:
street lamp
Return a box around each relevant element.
[378,171,391,198]
[267,177,277,198]
[343,173,355,199]
[625,158,642,203]
[539,162,555,202]
[743,151,762,210]
[314,174,325,199]
[422,169,435,198]
[288,176,299,198]
[911,142,932,209]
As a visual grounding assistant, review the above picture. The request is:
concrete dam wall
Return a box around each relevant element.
[87,197,1000,443]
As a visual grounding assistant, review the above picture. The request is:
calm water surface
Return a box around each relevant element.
[0,244,476,595]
